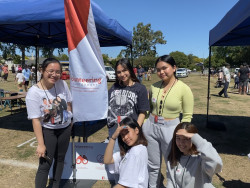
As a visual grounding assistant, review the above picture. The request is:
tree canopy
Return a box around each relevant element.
[119,22,166,59]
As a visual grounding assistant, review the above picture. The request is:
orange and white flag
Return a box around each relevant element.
[64,0,108,122]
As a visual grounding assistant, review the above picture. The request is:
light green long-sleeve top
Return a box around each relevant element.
[149,80,194,122]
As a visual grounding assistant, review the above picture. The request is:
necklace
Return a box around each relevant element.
[174,155,191,188]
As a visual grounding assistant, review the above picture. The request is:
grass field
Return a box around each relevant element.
[0,72,250,188]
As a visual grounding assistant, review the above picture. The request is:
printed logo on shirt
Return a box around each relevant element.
[108,89,138,126]
[176,168,182,175]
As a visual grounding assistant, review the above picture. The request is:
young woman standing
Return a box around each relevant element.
[26,58,73,188]
[104,117,149,188]
[107,58,150,151]
[167,122,223,188]
[142,55,194,188]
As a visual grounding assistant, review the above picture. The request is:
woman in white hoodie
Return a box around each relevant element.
[167,122,223,188]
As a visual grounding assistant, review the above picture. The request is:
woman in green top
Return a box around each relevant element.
[142,55,194,188]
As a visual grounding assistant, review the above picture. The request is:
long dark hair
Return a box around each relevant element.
[41,58,62,79]
[115,58,139,86]
[155,55,177,78]
[118,117,147,156]
[168,122,198,167]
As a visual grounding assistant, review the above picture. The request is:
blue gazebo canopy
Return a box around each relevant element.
[0,0,132,48]
[209,0,250,46]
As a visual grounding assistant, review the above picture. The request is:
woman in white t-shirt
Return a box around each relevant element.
[104,117,148,188]
[15,69,25,91]
[26,58,72,188]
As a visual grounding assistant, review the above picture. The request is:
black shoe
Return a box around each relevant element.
[218,93,222,97]
[225,96,230,98]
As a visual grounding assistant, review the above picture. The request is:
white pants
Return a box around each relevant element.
[142,114,180,188]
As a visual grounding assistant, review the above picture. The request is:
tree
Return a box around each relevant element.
[169,51,189,68]
[120,22,166,59]
[134,56,157,68]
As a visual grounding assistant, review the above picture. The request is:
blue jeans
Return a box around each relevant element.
[219,81,229,97]
[137,76,143,83]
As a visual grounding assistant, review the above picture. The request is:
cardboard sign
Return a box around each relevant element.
[49,142,114,180]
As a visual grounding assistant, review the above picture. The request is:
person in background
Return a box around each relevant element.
[37,66,42,82]
[30,66,36,86]
[218,63,230,98]
[238,63,249,95]
[167,122,223,188]
[2,64,9,81]
[233,72,239,89]
[15,69,25,92]
[11,64,15,74]
[104,117,148,188]
[26,58,73,188]
[133,67,137,77]
[22,65,31,91]
[137,65,145,83]
[142,55,194,188]
[147,67,152,81]
[0,63,3,81]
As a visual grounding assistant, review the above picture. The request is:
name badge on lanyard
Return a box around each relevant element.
[154,115,164,125]
[117,116,121,124]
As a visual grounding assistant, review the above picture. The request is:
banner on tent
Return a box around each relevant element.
[49,143,114,180]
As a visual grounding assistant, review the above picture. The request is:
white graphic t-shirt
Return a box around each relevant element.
[26,80,72,129]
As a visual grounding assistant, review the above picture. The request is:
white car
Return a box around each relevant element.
[176,68,188,78]
[105,66,116,81]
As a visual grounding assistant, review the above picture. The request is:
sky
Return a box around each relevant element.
[93,0,239,59]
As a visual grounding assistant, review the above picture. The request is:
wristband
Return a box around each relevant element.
[111,137,116,141]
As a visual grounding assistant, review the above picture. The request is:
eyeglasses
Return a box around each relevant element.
[45,70,61,75]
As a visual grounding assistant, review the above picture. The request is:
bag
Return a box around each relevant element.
[1,71,4,77]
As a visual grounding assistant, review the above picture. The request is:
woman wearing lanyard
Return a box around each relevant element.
[26,58,73,188]
[107,58,150,152]
[167,122,222,188]
[142,55,194,188]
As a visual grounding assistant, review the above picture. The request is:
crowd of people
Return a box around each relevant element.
[216,62,250,98]
[0,63,43,92]
[25,56,224,188]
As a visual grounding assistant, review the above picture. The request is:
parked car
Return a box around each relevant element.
[234,68,240,74]
[176,68,188,78]
[105,66,116,81]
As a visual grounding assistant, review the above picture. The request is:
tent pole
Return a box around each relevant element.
[35,46,39,83]
[206,47,212,126]
[130,45,134,67]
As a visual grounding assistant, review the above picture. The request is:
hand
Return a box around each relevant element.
[112,124,128,140]
[36,144,46,158]
[176,129,194,139]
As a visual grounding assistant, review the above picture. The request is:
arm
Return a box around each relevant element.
[104,125,124,164]
[192,134,223,177]
[137,112,146,127]
[181,85,194,122]
[32,118,46,158]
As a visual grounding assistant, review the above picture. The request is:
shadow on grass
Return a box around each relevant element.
[0,110,32,132]
[222,179,250,188]
[192,114,250,156]
[0,111,249,156]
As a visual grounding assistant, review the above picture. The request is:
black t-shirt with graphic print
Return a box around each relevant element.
[107,82,150,128]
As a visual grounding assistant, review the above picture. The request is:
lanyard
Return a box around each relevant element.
[40,81,58,102]
[174,155,191,188]
[156,79,176,116]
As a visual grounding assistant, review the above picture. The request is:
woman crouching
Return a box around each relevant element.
[167,122,223,188]
[104,117,148,188]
